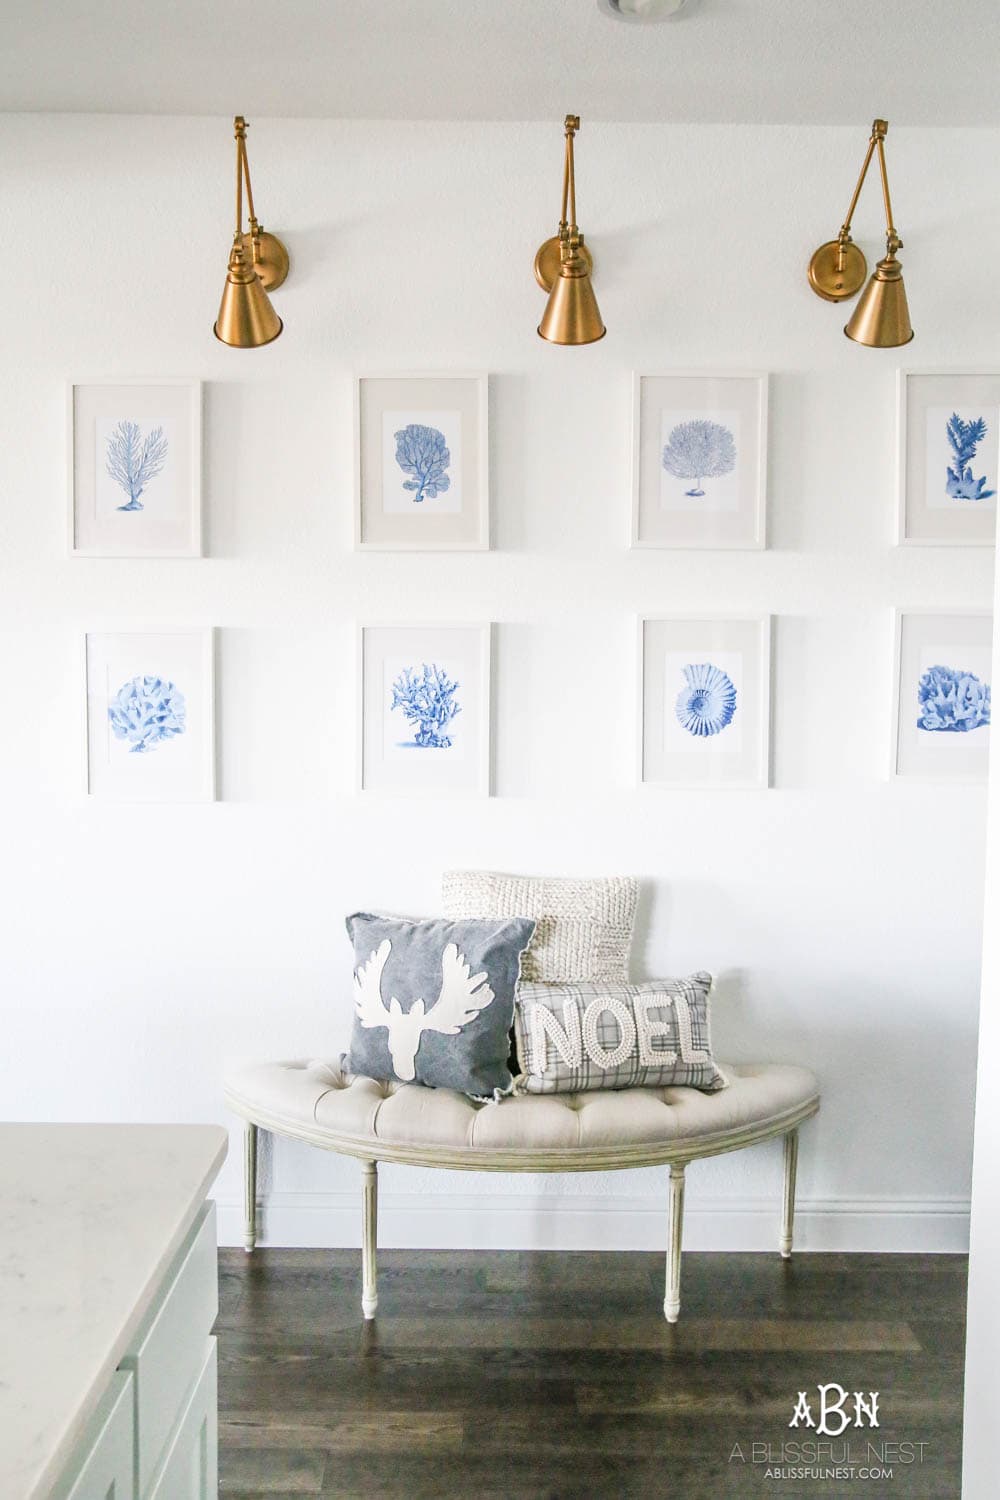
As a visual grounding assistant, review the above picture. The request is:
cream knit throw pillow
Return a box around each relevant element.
[441,871,638,984]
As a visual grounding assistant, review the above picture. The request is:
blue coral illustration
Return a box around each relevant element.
[394,423,451,503]
[105,420,169,511]
[108,675,187,753]
[944,413,995,502]
[917,665,991,733]
[391,663,461,748]
[662,419,736,498]
[675,663,738,737]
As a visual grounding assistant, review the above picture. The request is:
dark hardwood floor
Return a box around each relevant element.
[216,1248,967,1499]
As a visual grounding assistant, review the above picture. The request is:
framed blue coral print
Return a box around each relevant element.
[891,610,992,780]
[355,374,489,550]
[85,629,215,801]
[630,373,767,550]
[638,616,771,788]
[896,372,999,546]
[69,380,202,557]
[358,623,491,795]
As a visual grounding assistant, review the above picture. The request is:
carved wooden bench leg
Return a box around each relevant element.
[664,1163,685,1323]
[361,1159,379,1320]
[243,1122,259,1253]
[780,1128,799,1260]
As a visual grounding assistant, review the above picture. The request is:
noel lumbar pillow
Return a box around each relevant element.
[345,912,535,1100]
[513,975,728,1095]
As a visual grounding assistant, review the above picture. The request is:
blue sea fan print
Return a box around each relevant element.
[391,663,461,748]
[108,675,187,753]
[394,424,451,503]
[675,663,738,737]
[944,413,995,502]
[105,420,169,511]
[917,665,991,733]
[662,420,737,498]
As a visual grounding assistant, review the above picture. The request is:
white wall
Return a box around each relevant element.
[0,116,992,1250]
[962,562,1000,1498]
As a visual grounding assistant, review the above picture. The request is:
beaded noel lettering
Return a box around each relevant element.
[528,992,711,1071]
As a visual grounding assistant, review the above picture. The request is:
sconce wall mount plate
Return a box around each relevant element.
[533,235,593,293]
[240,229,289,292]
[807,238,868,303]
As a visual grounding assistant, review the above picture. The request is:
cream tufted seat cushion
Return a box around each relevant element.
[224,1058,820,1172]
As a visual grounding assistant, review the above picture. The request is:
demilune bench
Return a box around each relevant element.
[224,1058,819,1322]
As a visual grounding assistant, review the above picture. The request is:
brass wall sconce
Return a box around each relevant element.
[535,115,606,346]
[214,116,289,349]
[809,120,911,348]
[807,118,912,348]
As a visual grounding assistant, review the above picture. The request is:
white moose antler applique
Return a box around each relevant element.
[352,939,496,1082]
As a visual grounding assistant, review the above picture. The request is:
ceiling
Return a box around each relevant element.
[2,0,999,125]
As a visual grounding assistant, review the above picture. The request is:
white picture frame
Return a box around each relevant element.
[630,372,768,550]
[68,380,202,558]
[355,373,489,550]
[638,615,771,788]
[896,370,999,546]
[890,609,992,782]
[85,628,216,802]
[358,623,492,796]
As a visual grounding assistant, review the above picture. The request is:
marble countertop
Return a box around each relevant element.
[0,1123,227,1500]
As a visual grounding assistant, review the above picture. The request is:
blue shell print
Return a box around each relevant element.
[675,662,737,737]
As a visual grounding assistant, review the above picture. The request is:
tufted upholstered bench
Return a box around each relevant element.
[224,1058,820,1322]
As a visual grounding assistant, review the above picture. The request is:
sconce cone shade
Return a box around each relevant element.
[844,255,913,348]
[214,239,283,348]
[538,240,606,346]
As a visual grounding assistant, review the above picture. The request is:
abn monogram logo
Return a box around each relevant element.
[789,1385,880,1437]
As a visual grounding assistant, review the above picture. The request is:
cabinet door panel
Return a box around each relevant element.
[120,1203,217,1495]
[147,1340,217,1500]
[63,1370,135,1500]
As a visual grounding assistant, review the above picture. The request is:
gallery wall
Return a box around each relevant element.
[0,115,993,1250]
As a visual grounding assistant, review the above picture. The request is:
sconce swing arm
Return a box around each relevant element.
[534,115,594,293]
[231,116,289,293]
[808,118,902,303]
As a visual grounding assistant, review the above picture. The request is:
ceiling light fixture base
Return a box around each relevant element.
[597,0,688,22]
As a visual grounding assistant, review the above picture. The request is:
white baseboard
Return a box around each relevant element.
[216,1191,970,1255]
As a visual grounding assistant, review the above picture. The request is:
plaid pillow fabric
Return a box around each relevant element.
[514,975,727,1095]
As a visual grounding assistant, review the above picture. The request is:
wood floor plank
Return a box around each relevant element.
[299,1314,922,1352]
[219,1249,965,1324]
[575,1383,964,1417]
[217,1343,957,1411]
[219,1448,327,1494]
[220,1412,463,1453]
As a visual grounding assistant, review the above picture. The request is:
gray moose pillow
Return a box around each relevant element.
[345,913,536,1100]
